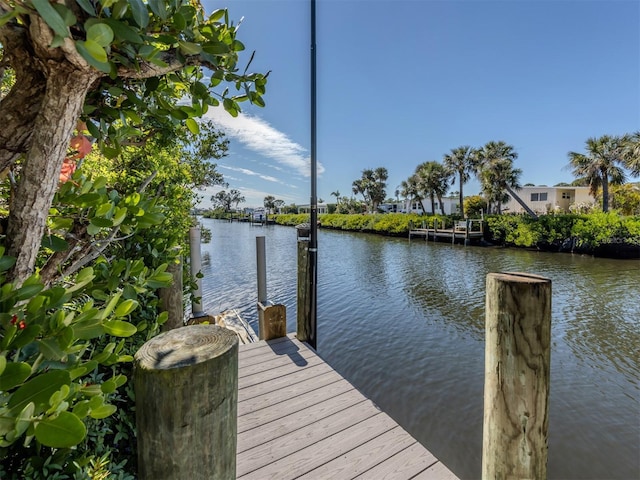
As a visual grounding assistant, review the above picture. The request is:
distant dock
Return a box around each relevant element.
[409,219,484,244]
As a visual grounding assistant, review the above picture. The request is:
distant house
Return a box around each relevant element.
[502,186,594,214]
[378,202,404,213]
[402,197,461,215]
[297,204,329,214]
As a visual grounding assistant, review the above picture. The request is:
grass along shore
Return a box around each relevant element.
[268,212,640,259]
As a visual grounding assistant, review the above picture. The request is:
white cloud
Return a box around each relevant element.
[205,106,324,177]
[219,164,279,183]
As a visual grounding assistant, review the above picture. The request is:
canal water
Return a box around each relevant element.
[199,219,640,480]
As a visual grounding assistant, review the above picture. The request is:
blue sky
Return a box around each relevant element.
[199,0,640,209]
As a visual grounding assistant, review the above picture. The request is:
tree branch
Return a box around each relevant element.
[117,50,214,79]
[40,171,158,286]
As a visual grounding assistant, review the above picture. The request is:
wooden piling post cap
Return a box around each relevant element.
[488,272,551,284]
[134,325,237,371]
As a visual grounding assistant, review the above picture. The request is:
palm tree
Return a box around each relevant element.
[479,159,522,214]
[400,175,424,214]
[352,167,388,212]
[567,135,628,212]
[330,190,341,204]
[623,131,640,176]
[416,161,449,214]
[263,195,276,213]
[443,145,476,217]
[475,141,535,217]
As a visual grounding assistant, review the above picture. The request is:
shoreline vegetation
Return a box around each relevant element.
[204,211,640,259]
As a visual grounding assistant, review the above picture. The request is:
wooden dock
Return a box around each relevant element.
[409,219,484,244]
[236,334,458,479]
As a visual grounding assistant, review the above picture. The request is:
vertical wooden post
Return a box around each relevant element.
[258,302,287,340]
[296,223,314,345]
[189,227,203,317]
[483,272,552,480]
[135,325,238,480]
[256,235,287,340]
[256,236,267,305]
[159,249,183,331]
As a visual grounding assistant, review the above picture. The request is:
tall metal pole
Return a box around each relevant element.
[308,0,318,350]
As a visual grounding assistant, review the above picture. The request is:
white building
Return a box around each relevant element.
[297,204,329,214]
[402,197,461,215]
[502,186,595,214]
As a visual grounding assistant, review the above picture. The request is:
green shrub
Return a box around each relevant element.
[485,213,640,250]
[572,212,640,248]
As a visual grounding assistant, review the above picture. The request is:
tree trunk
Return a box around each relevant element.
[505,184,538,219]
[6,66,98,283]
[459,174,465,217]
[0,26,46,172]
[601,171,609,212]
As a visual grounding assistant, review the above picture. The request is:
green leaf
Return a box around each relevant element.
[32,0,69,39]
[42,234,69,252]
[89,404,117,419]
[86,23,114,47]
[72,318,104,340]
[148,0,167,20]
[100,380,117,394]
[0,255,16,272]
[74,0,96,16]
[0,356,5,376]
[103,320,137,337]
[75,40,111,73]
[95,202,113,217]
[11,324,42,350]
[15,283,44,301]
[100,291,122,319]
[173,11,186,30]
[15,402,35,437]
[52,3,76,26]
[35,411,86,448]
[49,217,73,230]
[178,41,202,56]
[231,40,245,52]
[223,98,239,117]
[38,339,65,360]
[210,8,225,22]
[186,118,200,135]
[114,299,138,317]
[9,370,70,415]
[0,362,32,391]
[169,108,189,120]
[90,217,113,228]
[202,42,230,55]
[83,38,107,62]
[102,18,143,44]
[128,0,149,28]
[111,0,128,18]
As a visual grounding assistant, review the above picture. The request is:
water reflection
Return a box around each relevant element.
[199,220,640,480]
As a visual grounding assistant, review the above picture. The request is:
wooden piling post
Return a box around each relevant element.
[258,302,287,340]
[296,223,314,345]
[134,325,238,480]
[159,248,183,331]
[256,235,287,340]
[189,227,204,317]
[483,272,552,480]
[256,236,267,305]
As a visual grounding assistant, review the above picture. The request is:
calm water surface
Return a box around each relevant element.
[199,219,640,480]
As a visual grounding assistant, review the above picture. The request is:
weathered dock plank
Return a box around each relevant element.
[237,335,458,480]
